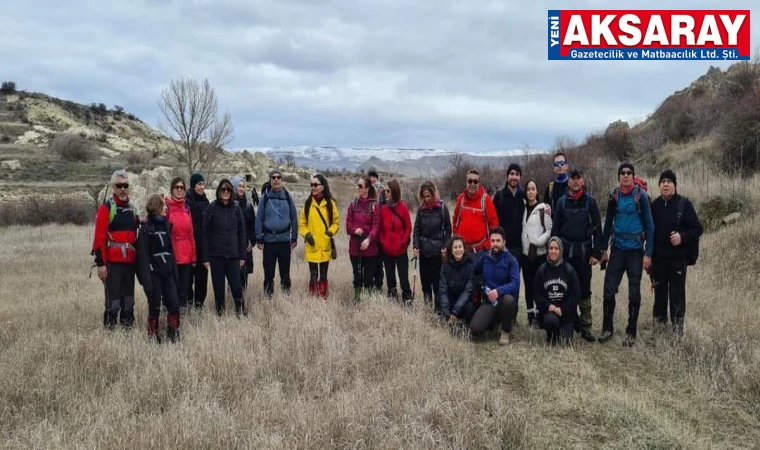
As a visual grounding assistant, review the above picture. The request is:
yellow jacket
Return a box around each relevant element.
[298,197,340,263]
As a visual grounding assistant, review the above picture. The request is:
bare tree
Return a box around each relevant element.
[158,76,233,176]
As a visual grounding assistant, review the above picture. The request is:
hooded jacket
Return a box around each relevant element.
[452,185,499,252]
[439,253,475,318]
[346,196,380,257]
[200,180,247,263]
[493,183,525,251]
[413,199,452,258]
[473,248,520,298]
[165,196,196,265]
[299,196,340,263]
[379,201,413,257]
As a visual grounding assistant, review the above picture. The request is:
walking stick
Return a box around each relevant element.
[411,255,418,299]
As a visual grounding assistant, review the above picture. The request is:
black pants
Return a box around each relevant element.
[541,312,574,344]
[652,257,687,331]
[521,254,546,320]
[566,253,593,333]
[188,261,208,309]
[373,246,385,290]
[419,254,443,311]
[104,262,135,327]
[210,257,242,313]
[470,294,517,336]
[176,264,192,310]
[309,261,329,283]
[385,253,412,300]
[603,248,644,336]
[351,255,377,289]
[262,242,292,296]
[241,251,253,292]
[147,272,179,317]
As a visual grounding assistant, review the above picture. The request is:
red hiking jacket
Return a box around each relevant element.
[91,195,138,265]
[166,196,196,265]
[379,201,412,257]
[345,196,380,257]
[452,186,499,252]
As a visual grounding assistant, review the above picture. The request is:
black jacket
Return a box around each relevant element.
[201,181,247,263]
[544,178,568,210]
[413,201,452,258]
[651,193,702,260]
[186,190,209,249]
[550,192,603,261]
[236,194,257,247]
[533,260,580,323]
[439,254,475,318]
[493,184,524,251]
[135,218,178,294]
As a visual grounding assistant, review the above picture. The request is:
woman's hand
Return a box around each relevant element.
[360,238,370,251]
[355,228,364,236]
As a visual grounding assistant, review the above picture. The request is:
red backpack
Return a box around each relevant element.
[610,176,650,218]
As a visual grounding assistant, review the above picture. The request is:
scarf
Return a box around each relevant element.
[555,173,569,183]
[547,236,564,267]
[568,188,583,201]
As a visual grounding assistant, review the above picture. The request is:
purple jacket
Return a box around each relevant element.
[346,196,380,257]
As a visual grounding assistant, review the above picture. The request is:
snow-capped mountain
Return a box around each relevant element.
[230,146,532,176]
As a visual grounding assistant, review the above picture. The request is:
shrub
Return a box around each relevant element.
[717,89,760,177]
[0,81,16,94]
[604,121,635,160]
[114,105,124,115]
[0,135,10,144]
[282,174,299,183]
[49,133,97,163]
[125,151,149,165]
[698,195,745,232]
[0,197,95,227]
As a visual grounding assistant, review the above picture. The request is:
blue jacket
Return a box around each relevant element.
[601,186,654,257]
[474,249,520,298]
[255,187,298,244]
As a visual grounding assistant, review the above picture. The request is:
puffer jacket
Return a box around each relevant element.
[413,200,452,258]
[379,201,412,257]
[521,202,552,257]
[165,196,196,265]
[439,253,475,318]
[452,185,499,252]
[135,217,179,293]
[473,249,520,298]
[185,189,209,252]
[299,196,340,263]
[200,180,246,263]
[346,196,380,257]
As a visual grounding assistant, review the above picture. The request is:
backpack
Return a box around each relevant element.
[106,198,138,225]
[610,177,650,218]
[260,188,293,230]
[676,196,699,266]
[454,194,489,236]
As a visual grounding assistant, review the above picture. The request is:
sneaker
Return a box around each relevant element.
[499,332,512,346]
[581,329,598,342]
[623,333,636,347]
[598,330,613,343]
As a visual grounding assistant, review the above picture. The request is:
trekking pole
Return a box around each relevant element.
[411,255,418,300]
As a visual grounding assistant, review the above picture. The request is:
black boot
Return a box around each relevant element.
[120,311,135,330]
[103,311,118,330]
[234,298,247,318]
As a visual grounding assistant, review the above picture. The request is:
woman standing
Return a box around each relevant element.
[520,179,552,328]
[165,177,196,313]
[136,194,180,342]
[346,175,380,302]
[534,237,580,345]
[379,180,413,303]
[412,180,451,314]
[201,179,247,317]
[299,174,340,299]
[232,176,256,293]
[439,235,475,328]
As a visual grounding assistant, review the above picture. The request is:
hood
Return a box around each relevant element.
[215,178,234,204]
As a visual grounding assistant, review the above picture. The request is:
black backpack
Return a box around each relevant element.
[676,196,699,266]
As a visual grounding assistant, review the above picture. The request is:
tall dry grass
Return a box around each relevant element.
[1,176,760,449]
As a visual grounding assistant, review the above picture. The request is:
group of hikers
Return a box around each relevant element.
[91,153,703,347]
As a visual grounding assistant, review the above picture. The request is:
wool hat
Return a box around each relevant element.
[269,168,282,179]
[507,163,522,176]
[231,176,243,190]
[618,163,634,175]
[190,173,204,189]
[659,169,677,186]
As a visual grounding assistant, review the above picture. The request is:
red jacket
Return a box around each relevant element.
[452,186,499,252]
[346,196,380,257]
[379,201,412,257]
[166,196,196,265]
[91,195,138,265]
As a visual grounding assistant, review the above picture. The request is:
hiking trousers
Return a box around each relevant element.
[419,254,443,311]
[188,261,208,309]
[104,262,135,328]
[602,248,644,336]
[566,254,593,332]
[147,272,179,317]
[176,264,192,310]
[652,257,687,332]
[521,254,546,322]
[470,294,517,337]
[384,253,412,300]
[262,241,292,296]
[351,255,377,290]
[542,312,574,345]
[210,257,242,314]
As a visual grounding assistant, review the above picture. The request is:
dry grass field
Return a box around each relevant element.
[1,173,760,449]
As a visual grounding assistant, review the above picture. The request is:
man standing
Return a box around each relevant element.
[493,163,525,261]
[599,163,655,347]
[91,170,138,330]
[186,173,209,311]
[650,170,702,335]
[452,169,499,255]
[550,168,603,342]
[255,169,298,297]
[544,152,570,210]
[368,169,386,291]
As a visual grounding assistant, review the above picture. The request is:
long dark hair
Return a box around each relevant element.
[358,175,376,200]
[522,178,541,203]
[304,173,334,224]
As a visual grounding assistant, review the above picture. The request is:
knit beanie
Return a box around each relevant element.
[190,173,204,189]
[659,169,677,186]
[269,168,282,179]
[507,163,522,176]
[618,163,634,175]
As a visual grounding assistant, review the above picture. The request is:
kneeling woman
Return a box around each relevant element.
[533,237,580,345]
[439,235,475,327]
[136,194,181,342]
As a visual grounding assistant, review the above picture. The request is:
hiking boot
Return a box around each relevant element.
[308,281,318,297]
[581,329,598,342]
[234,299,247,318]
[623,333,636,347]
[103,311,118,330]
[387,288,398,300]
[318,280,328,299]
[120,311,135,330]
[147,316,160,341]
[499,332,512,346]
[598,330,613,343]
[166,313,180,343]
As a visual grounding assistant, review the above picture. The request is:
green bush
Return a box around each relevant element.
[0,197,95,227]
[697,195,745,232]
[50,133,97,163]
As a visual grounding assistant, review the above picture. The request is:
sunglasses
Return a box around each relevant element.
[173,185,186,191]
[114,183,129,189]
[619,170,633,176]
[271,175,281,180]
[467,179,479,185]
[357,184,365,188]
[220,187,232,193]
[311,183,321,188]
[553,161,566,167]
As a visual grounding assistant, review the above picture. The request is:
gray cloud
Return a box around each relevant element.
[0,0,757,151]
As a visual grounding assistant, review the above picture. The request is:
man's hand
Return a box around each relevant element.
[360,238,370,251]
[601,251,608,263]
[669,232,682,246]
[97,265,107,282]
[257,243,264,251]
[291,241,297,250]
[204,262,210,270]
[355,228,364,236]
[487,289,499,302]
[240,259,245,267]
[246,242,253,252]
[643,256,652,272]
[589,256,599,266]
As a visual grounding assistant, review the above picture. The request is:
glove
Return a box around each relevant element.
[326,230,333,237]
[305,233,316,246]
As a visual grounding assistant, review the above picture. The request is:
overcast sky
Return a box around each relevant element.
[1,1,757,152]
